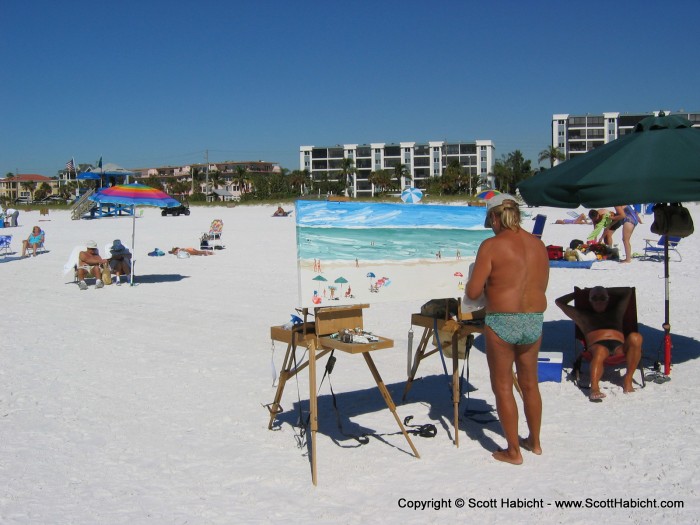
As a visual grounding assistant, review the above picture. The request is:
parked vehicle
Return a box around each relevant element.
[161,199,190,216]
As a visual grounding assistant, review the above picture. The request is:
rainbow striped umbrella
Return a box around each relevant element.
[90,184,180,286]
[476,189,501,200]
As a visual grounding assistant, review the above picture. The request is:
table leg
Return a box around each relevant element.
[452,332,460,447]
[402,327,431,402]
[267,343,294,429]
[308,338,319,485]
[363,352,420,459]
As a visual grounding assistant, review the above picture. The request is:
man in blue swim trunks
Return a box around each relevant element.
[466,194,549,465]
[555,286,642,400]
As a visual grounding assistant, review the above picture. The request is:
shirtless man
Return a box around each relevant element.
[555,286,642,401]
[78,240,108,290]
[467,194,549,465]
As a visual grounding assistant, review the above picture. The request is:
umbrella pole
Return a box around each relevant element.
[131,211,136,286]
[663,236,672,375]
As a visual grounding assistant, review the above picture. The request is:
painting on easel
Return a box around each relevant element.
[295,200,491,308]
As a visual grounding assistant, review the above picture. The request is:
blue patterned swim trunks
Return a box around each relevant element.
[485,312,544,345]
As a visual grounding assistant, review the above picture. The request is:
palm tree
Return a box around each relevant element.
[289,169,309,196]
[338,157,356,197]
[538,145,565,168]
[369,169,393,195]
[20,181,36,202]
[393,163,411,190]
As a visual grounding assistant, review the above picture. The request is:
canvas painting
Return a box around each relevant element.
[295,200,492,308]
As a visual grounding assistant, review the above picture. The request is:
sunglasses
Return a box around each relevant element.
[590,295,609,302]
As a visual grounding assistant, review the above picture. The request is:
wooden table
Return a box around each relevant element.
[403,313,484,447]
[267,305,419,485]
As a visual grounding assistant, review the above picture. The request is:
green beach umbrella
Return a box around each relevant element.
[518,113,700,377]
[518,113,700,208]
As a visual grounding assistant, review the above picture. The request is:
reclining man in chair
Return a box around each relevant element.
[555,286,642,401]
[77,240,109,290]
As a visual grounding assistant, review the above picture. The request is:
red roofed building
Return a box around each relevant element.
[0,174,58,203]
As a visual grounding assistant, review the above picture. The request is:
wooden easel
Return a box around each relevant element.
[403,299,524,447]
[403,301,484,447]
[267,304,420,485]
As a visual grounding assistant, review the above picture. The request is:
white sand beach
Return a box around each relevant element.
[2,203,699,524]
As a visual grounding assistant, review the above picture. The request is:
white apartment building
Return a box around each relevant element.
[552,111,700,164]
[300,140,496,197]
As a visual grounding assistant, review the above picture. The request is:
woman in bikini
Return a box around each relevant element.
[555,286,642,401]
[168,247,214,256]
[466,194,550,465]
[613,205,642,263]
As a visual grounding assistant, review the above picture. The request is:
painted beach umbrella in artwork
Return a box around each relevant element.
[90,183,180,286]
[312,275,328,282]
[334,276,349,290]
[401,187,423,203]
[366,271,376,285]
[476,189,501,200]
[454,271,464,278]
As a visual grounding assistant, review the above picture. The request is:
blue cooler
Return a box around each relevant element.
[537,352,563,383]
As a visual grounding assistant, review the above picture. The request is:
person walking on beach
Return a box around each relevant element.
[466,194,549,465]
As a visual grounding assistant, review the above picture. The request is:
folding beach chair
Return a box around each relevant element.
[570,286,645,389]
[0,235,11,256]
[202,219,224,249]
[532,214,546,239]
[642,235,682,262]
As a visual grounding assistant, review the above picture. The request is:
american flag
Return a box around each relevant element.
[65,158,75,171]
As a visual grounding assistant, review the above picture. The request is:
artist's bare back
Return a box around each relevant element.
[483,229,549,313]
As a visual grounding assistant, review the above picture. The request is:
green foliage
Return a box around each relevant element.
[143,176,164,191]
[493,150,533,194]
[538,145,565,168]
[369,169,393,194]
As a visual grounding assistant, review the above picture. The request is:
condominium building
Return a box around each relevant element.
[0,174,59,203]
[299,140,496,197]
[551,111,700,164]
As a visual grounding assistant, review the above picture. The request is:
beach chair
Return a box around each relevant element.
[35,230,48,255]
[570,286,645,389]
[532,214,546,239]
[0,235,11,256]
[642,235,682,262]
[202,219,224,249]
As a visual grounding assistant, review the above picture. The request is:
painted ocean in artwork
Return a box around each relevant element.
[295,200,493,308]
[296,200,491,262]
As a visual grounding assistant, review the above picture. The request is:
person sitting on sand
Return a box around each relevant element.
[555,213,590,225]
[77,240,109,290]
[169,247,214,256]
[108,239,132,285]
[273,206,288,217]
[21,226,44,257]
[555,286,642,402]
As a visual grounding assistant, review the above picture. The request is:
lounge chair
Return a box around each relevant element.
[0,235,11,256]
[570,286,645,389]
[202,219,224,249]
[642,235,682,262]
[532,214,546,239]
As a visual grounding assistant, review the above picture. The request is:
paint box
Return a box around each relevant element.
[538,352,563,383]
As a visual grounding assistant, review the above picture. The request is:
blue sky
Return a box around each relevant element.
[2,0,699,177]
